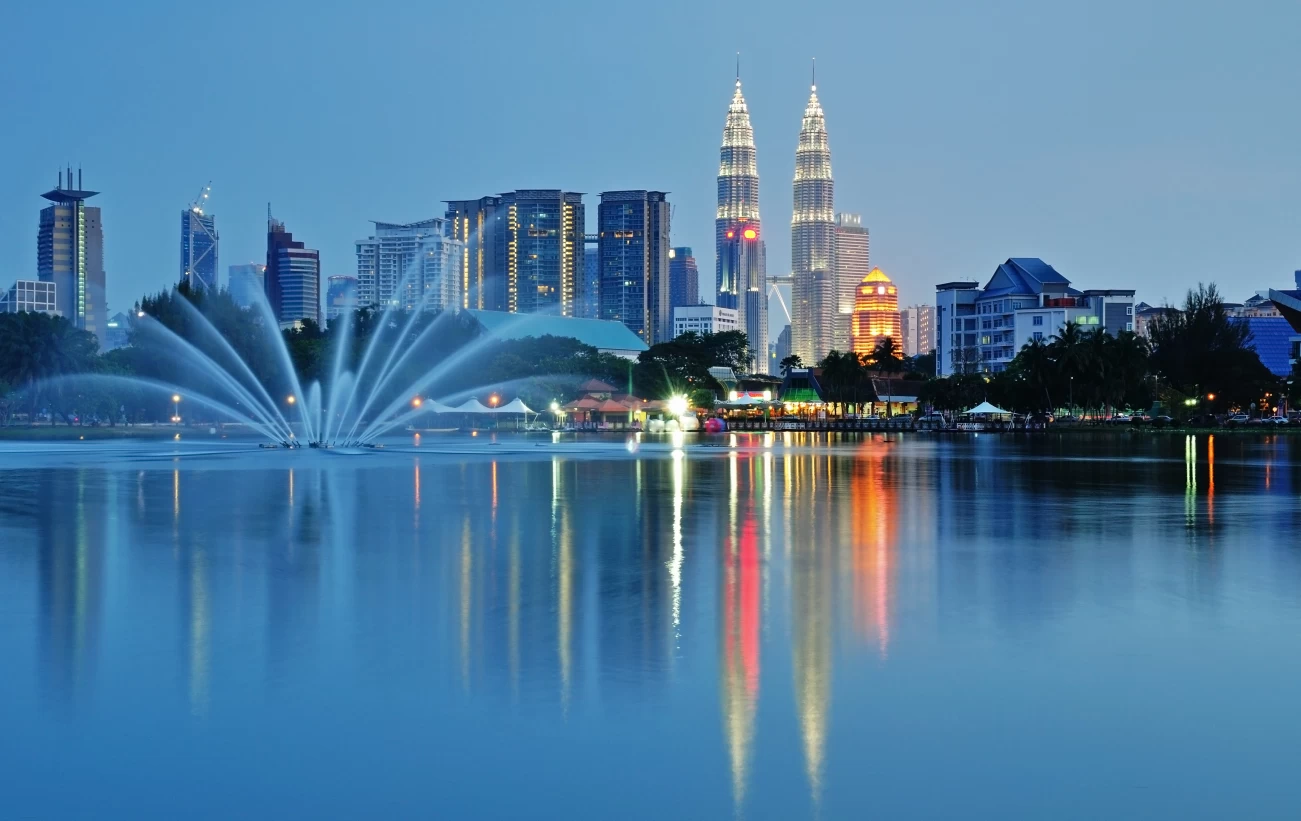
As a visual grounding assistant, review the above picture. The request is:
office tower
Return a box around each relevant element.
[581,239,599,319]
[668,247,699,310]
[265,210,320,327]
[180,192,219,291]
[833,213,868,349]
[445,190,584,316]
[227,263,266,308]
[791,78,836,363]
[716,75,768,366]
[851,268,901,356]
[598,190,671,343]
[325,276,359,323]
[355,219,463,313]
[38,167,106,343]
[900,305,935,357]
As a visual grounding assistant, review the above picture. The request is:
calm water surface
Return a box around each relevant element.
[2,432,1300,819]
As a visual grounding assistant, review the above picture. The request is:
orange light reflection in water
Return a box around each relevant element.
[852,439,895,657]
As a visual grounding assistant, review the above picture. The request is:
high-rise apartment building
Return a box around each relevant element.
[227,263,266,309]
[38,168,106,343]
[791,82,836,364]
[900,305,935,357]
[774,324,792,370]
[668,247,698,311]
[834,213,868,349]
[716,76,768,369]
[355,219,463,313]
[181,204,219,291]
[851,268,902,356]
[265,212,320,328]
[598,190,671,344]
[445,190,584,316]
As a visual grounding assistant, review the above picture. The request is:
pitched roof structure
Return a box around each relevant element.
[982,258,1071,296]
[463,309,649,356]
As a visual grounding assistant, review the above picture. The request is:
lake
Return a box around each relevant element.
[1,432,1299,819]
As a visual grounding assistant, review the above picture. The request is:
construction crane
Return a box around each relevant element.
[183,182,218,290]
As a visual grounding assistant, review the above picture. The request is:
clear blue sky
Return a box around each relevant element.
[1,0,1297,324]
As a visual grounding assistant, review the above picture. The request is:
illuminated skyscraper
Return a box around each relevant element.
[668,246,698,311]
[445,190,584,316]
[791,76,835,363]
[38,168,106,343]
[833,213,868,349]
[716,75,767,370]
[851,268,902,356]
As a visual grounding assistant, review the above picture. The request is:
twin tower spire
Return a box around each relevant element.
[716,60,835,370]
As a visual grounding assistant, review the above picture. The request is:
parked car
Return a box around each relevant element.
[1151,415,1175,428]
[1110,414,1132,424]
[1266,416,1290,426]
[918,413,948,427]
[1227,414,1250,425]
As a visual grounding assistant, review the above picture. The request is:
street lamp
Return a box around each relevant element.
[172,394,181,424]
[411,397,423,408]
[489,394,500,408]
[286,395,296,405]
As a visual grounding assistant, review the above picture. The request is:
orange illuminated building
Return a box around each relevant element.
[851,267,902,356]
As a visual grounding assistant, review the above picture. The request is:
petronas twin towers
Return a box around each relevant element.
[716,66,836,370]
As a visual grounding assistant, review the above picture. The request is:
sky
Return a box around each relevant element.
[1,0,1298,332]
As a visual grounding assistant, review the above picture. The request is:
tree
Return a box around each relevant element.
[1147,282,1275,412]
[632,331,750,399]
[0,312,100,423]
[779,354,803,376]
[906,351,936,378]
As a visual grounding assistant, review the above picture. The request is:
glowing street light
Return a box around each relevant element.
[172,394,181,425]
[489,394,500,407]
[286,395,297,405]
[549,401,559,412]
[667,395,689,417]
[411,397,423,408]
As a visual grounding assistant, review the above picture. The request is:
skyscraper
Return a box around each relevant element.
[598,190,671,344]
[38,168,106,343]
[581,239,599,319]
[227,263,266,308]
[833,213,869,349]
[265,211,320,328]
[355,219,463,313]
[716,76,767,370]
[181,196,218,292]
[900,305,935,357]
[668,247,699,312]
[791,77,835,364]
[851,268,901,356]
[445,190,584,316]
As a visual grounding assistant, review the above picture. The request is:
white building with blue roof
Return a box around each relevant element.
[935,258,1135,376]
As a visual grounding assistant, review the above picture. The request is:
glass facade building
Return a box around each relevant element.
[668,247,699,313]
[181,208,219,291]
[598,190,671,344]
[715,79,768,370]
[265,215,320,328]
[445,191,584,316]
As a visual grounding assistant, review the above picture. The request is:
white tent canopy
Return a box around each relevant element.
[493,398,533,414]
[452,398,492,414]
[423,400,456,414]
[966,401,1011,415]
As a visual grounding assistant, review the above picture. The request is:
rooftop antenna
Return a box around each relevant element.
[58,168,63,189]
[736,52,740,83]
[78,166,82,189]
[812,57,816,91]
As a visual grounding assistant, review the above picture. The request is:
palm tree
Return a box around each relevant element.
[1049,321,1087,414]
[1015,337,1054,411]
[869,337,903,417]
[779,354,803,377]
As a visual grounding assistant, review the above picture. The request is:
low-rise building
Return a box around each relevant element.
[935,258,1134,376]
[0,279,58,315]
[672,304,739,338]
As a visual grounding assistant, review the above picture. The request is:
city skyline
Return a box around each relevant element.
[2,1,1298,326]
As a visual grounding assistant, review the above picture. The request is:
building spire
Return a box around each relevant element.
[812,57,816,91]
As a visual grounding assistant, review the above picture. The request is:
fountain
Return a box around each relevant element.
[51,258,558,449]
